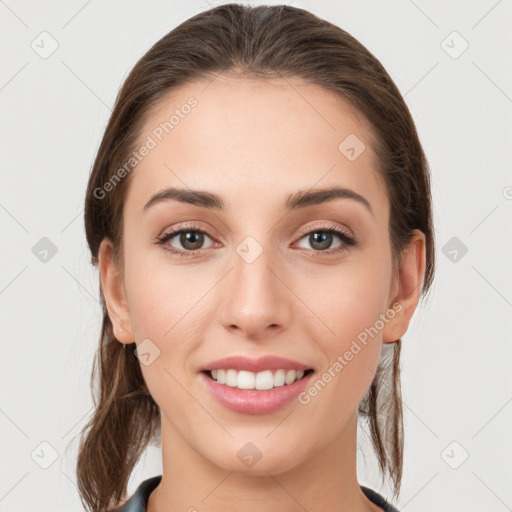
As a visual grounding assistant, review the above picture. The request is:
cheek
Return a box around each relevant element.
[294,269,386,427]
[298,253,391,395]
[122,248,211,386]
[302,258,390,344]
[123,243,200,337]
[122,254,205,414]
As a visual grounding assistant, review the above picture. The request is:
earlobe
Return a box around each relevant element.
[98,238,133,344]
[382,229,426,344]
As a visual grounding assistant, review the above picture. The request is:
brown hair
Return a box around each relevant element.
[75,4,435,511]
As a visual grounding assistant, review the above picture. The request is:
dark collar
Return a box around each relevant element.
[116,475,400,512]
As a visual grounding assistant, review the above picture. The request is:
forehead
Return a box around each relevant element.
[125,75,388,219]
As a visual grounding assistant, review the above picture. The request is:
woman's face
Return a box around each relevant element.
[101,75,424,475]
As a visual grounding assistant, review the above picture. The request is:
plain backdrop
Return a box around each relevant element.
[1,1,511,511]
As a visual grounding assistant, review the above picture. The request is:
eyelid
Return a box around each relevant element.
[157,221,219,240]
[294,221,355,241]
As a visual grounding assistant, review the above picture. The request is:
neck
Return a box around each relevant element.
[147,410,381,512]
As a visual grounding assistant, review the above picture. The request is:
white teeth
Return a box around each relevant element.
[255,370,273,390]
[274,369,286,387]
[208,368,307,390]
[225,369,238,387]
[217,369,226,384]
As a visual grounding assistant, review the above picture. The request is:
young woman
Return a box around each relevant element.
[76,4,435,512]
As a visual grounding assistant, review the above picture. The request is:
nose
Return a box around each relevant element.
[217,240,292,340]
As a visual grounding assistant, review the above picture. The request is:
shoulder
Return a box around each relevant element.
[361,485,401,512]
[113,475,162,512]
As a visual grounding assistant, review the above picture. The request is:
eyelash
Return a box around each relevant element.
[154,222,357,259]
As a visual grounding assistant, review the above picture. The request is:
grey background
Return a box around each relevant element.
[1,1,511,511]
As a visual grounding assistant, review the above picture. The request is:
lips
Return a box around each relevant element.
[199,354,314,373]
[199,370,315,414]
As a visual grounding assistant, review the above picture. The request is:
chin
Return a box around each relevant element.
[209,447,306,477]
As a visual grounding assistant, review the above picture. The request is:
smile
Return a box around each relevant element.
[200,369,315,415]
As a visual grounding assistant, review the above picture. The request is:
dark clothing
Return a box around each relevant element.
[115,475,400,512]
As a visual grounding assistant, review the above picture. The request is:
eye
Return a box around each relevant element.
[293,223,357,256]
[154,223,217,258]
[154,222,357,259]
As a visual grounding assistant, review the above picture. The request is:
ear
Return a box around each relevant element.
[382,229,426,344]
[98,238,134,345]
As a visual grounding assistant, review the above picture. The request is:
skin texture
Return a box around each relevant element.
[99,75,426,512]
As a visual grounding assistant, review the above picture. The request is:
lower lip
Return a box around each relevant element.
[199,371,314,415]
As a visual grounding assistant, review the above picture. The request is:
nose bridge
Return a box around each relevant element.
[235,236,275,298]
[218,233,291,336]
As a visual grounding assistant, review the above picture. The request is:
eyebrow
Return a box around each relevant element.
[143,185,373,216]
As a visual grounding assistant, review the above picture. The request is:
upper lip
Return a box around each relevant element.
[200,355,314,373]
